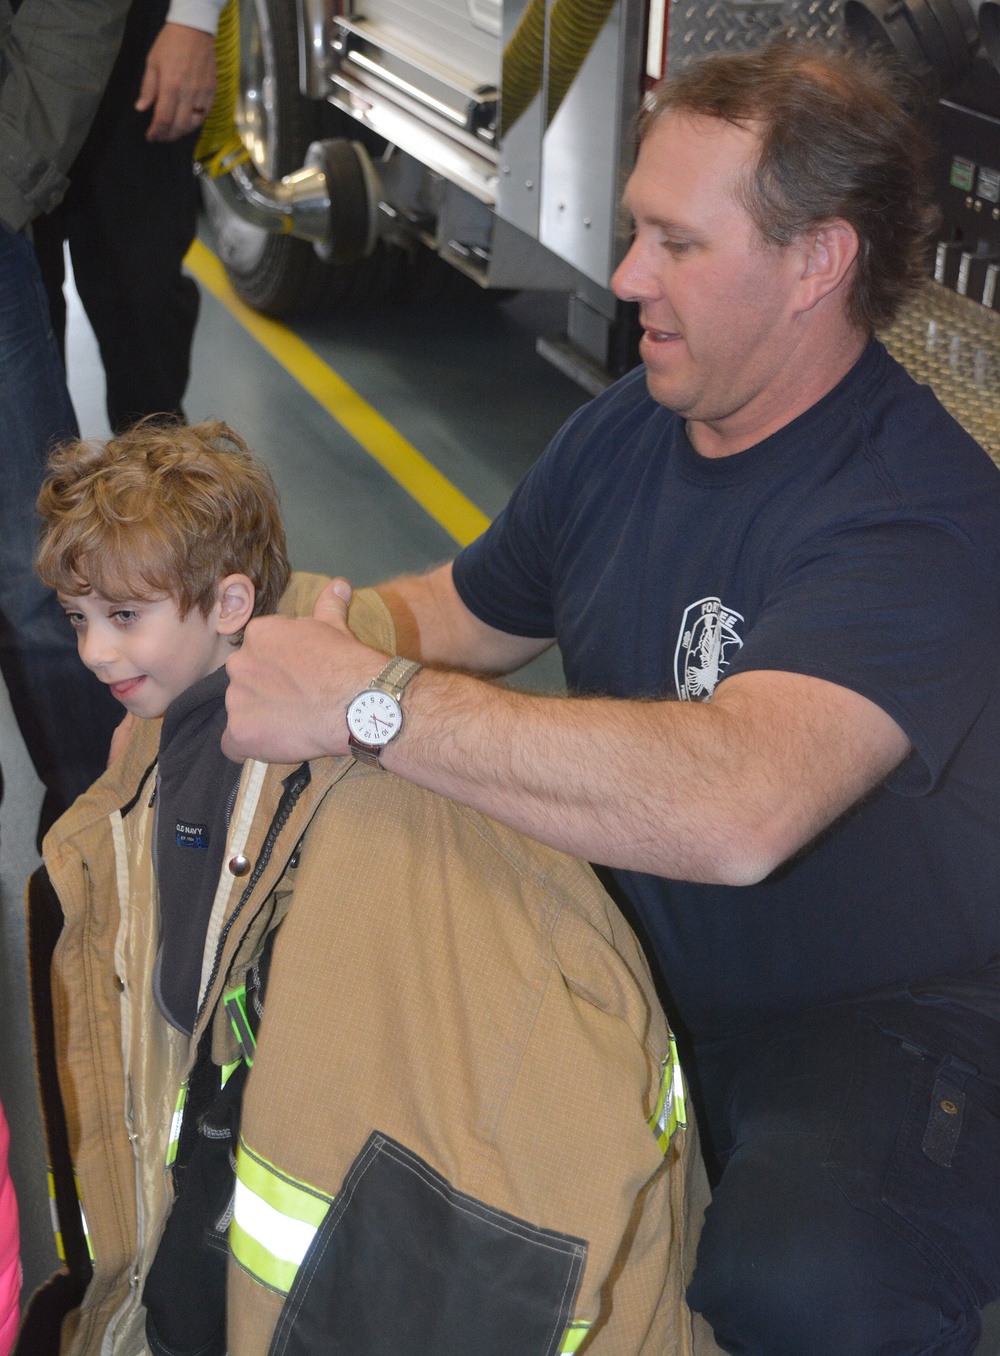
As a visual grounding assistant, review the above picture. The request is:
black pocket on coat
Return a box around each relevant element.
[267,1131,587,1356]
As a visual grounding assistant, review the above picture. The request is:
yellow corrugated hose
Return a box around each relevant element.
[502,0,547,130]
[195,0,250,177]
[502,0,618,132]
[193,0,617,163]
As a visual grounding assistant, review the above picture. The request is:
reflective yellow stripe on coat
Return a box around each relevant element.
[230,1139,333,1295]
[47,1168,93,1262]
[165,1082,188,1168]
[232,1139,594,1352]
[648,1033,688,1153]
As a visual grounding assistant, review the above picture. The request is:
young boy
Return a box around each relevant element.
[28,421,716,1356]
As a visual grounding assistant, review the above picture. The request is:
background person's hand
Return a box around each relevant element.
[135,23,216,142]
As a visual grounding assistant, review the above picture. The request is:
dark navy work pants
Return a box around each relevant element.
[687,981,1000,1355]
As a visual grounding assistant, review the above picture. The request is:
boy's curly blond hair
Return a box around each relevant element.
[36,419,291,621]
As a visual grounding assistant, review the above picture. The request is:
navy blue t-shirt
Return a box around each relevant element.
[453,340,1000,1038]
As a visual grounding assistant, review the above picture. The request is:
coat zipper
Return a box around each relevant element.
[194,763,311,1031]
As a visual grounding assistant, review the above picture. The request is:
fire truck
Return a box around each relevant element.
[199,0,1000,391]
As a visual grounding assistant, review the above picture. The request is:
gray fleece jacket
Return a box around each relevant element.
[0,0,131,232]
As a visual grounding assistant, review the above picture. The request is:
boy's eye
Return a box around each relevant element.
[112,610,139,626]
[63,612,85,629]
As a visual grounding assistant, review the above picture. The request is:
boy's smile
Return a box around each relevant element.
[58,591,236,720]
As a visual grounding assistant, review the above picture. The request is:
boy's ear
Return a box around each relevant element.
[216,574,256,637]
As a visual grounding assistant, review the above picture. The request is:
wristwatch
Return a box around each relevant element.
[346,657,422,766]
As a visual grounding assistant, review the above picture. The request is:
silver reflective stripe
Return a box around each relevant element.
[46,1169,63,1261]
[233,1178,317,1264]
[230,1139,333,1295]
[80,1199,93,1261]
[165,1082,187,1167]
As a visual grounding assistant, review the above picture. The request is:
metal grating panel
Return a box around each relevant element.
[665,0,842,74]
[882,284,1000,461]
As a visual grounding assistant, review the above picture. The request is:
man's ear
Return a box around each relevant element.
[795,219,860,313]
[216,574,256,637]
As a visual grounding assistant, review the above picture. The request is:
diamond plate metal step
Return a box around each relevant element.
[882,282,1000,459]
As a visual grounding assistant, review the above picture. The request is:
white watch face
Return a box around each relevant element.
[347,689,402,748]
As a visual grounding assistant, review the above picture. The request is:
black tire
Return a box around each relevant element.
[204,0,401,316]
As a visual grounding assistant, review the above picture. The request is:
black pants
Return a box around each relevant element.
[688,981,1000,1355]
[33,0,201,434]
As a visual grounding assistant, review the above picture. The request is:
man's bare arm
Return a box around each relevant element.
[224,577,911,884]
[386,661,909,884]
[376,563,552,672]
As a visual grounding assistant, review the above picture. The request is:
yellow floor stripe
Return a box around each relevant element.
[184,239,491,547]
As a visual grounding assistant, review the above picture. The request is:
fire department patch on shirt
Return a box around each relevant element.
[175,820,210,850]
[674,596,744,701]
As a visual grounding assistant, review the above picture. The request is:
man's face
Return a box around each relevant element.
[612,111,809,451]
[58,589,232,719]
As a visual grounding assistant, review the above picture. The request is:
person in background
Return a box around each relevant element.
[222,41,1000,1356]
[33,0,223,433]
[0,0,132,842]
[0,1100,19,1356]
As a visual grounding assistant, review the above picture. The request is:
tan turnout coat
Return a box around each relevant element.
[38,576,717,1356]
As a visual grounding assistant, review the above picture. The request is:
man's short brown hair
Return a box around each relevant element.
[640,41,940,331]
[36,419,291,621]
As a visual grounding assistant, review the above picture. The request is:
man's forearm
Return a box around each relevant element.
[224,580,911,884]
[380,667,752,881]
[379,660,910,885]
[225,581,745,878]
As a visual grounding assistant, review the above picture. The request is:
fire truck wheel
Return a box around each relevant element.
[203,0,401,316]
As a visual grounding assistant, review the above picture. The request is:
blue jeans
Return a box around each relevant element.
[0,223,120,811]
[687,979,1000,1355]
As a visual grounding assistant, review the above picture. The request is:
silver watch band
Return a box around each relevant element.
[372,656,422,701]
[348,743,385,767]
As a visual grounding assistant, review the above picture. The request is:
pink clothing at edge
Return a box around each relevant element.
[0,1101,19,1356]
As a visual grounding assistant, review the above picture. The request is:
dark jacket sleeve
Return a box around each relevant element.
[0,0,132,232]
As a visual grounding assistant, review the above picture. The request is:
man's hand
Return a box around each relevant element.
[223,579,386,764]
[135,23,216,142]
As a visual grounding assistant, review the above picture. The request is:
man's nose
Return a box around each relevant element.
[611,237,659,303]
